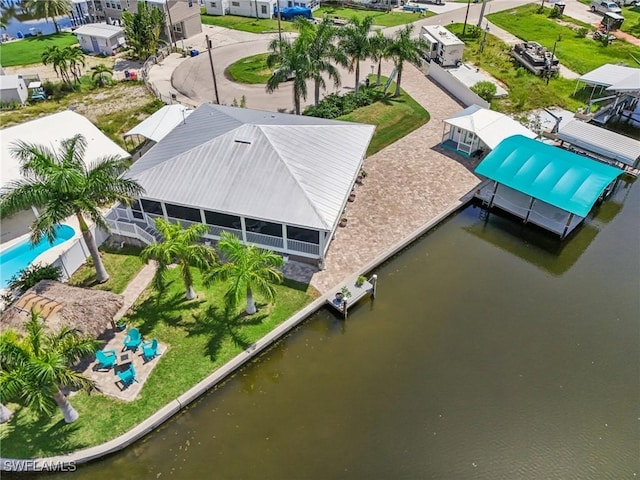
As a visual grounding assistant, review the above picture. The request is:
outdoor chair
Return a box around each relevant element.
[141,339,159,362]
[116,364,137,389]
[95,349,117,370]
[123,328,142,352]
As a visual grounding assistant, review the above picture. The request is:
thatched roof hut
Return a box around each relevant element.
[1,281,124,338]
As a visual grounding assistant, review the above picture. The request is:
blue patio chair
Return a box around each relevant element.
[116,364,137,388]
[123,328,142,352]
[95,349,117,370]
[141,339,159,362]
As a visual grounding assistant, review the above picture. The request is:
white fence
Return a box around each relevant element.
[426,61,490,109]
[50,225,110,281]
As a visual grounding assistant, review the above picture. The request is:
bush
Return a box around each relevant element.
[471,80,498,103]
[548,7,562,18]
[8,263,63,293]
[575,27,589,38]
[303,87,384,119]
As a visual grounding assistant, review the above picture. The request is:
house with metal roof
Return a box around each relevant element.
[474,135,623,238]
[73,23,125,55]
[107,104,375,265]
[0,74,28,106]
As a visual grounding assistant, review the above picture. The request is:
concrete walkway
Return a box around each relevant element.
[114,261,156,321]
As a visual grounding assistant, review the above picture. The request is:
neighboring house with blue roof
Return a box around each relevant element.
[474,135,623,238]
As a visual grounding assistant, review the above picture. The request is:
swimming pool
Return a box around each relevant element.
[0,225,75,289]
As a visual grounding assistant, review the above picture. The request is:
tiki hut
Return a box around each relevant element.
[1,281,124,338]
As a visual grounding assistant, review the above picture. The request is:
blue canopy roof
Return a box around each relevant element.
[475,135,623,217]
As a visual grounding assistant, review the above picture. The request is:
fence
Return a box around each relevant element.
[50,225,110,281]
[426,61,490,109]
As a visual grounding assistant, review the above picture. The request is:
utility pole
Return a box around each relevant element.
[165,0,176,49]
[546,36,559,85]
[476,0,488,27]
[462,0,471,37]
[480,23,489,52]
[206,34,220,104]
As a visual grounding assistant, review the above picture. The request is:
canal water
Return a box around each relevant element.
[55,180,639,479]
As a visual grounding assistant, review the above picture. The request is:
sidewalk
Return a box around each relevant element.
[114,261,156,321]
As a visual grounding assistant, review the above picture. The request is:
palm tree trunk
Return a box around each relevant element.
[246,286,257,314]
[0,403,13,423]
[186,284,196,300]
[314,79,321,106]
[394,65,402,97]
[294,92,301,115]
[54,389,79,423]
[354,61,360,95]
[376,61,382,86]
[76,213,109,283]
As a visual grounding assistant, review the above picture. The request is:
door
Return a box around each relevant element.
[91,37,99,53]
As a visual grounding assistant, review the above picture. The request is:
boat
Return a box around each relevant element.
[510,41,560,77]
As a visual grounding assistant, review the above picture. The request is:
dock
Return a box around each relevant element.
[326,275,377,318]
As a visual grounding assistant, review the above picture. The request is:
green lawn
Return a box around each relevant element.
[448,23,592,113]
[200,13,298,33]
[314,6,435,26]
[225,52,271,84]
[0,33,77,67]
[67,245,146,294]
[94,97,165,148]
[619,5,640,37]
[339,76,430,156]
[487,4,640,74]
[0,267,317,458]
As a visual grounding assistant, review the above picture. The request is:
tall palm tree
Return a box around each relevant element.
[339,16,374,95]
[386,24,428,97]
[370,30,391,86]
[0,135,144,284]
[65,46,86,84]
[141,219,217,300]
[26,0,71,33]
[0,311,99,424]
[297,17,348,106]
[266,36,311,115]
[91,63,113,87]
[204,231,284,315]
[42,45,71,84]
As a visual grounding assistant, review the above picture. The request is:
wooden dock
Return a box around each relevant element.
[326,275,377,318]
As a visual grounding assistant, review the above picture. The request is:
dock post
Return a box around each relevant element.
[343,299,348,318]
[371,274,378,299]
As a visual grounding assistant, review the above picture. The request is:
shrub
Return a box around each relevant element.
[576,27,589,38]
[304,88,384,119]
[548,7,562,18]
[471,81,497,103]
[8,263,63,293]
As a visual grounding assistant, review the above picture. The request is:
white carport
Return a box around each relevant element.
[442,104,537,157]
[124,105,193,144]
[557,120,640,169]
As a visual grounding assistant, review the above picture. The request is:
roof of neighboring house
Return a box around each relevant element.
[167,0,201,21]
[444,105,537,150]
[126,104,375,231]
[606,68,640,93]
[421,25,464,47]
[475,135,623,217]
[0,110,129,191]
[0,74,26,91]
[557,120,640,167]
[124,105,193,143]
[577,64,639,88]
[73,23,124,39]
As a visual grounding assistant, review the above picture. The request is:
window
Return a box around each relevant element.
[131,199,143,219]
[210,1,216,6]
[173,22,182,32]
[231,1,240,6]
[164,203,202,223]
[245,218,283,237]
[287,226,319,244]
[140,199,163,215]
[204,211,241,229]
[188,0,193,6]
[261,4,267,13]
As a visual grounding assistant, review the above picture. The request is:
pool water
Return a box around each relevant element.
[0,225,75,289]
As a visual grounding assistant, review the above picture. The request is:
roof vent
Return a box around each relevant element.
[234,138,252,145]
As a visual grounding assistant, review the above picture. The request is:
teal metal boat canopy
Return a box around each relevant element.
[475,135,623,217]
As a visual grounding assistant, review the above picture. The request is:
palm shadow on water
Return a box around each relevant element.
[186,303,268,362]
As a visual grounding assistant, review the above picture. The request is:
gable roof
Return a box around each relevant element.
[475,135,623,217]
[124,105,193,143]
[126,104,375,231]
[444,105,537,149]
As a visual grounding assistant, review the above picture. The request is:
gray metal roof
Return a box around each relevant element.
[73,23,123,39]
[126,104,375,230]
[577,64,639,88]
[556,120,640,167]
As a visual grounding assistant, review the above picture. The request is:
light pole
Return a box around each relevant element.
[462,0,471,37]
[480,23,489,53]
[477,0,488,27]
[546,35,560,85]
[206,34,220,104]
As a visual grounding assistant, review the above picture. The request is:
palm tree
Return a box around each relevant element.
[0,5,17,31]
[386,25,428,97]
[0,311,99,424]
[25,0,71,33]
[0,134,144,284]
[91,63,113,87]
[204,231,284,315]
[266,36,311,115]
[339,16,374,95]
[297,17,347,106]
[122,2,166,60]
[141,219,217,300]
[370,30,391,86]
[65,46,86,84]
[42,45,71,84]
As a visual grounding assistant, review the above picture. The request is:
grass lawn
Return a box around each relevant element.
[339,76,430,156]
[0,266,317,458]
[448,23,593,113]
[313,6,435,26]
[225,52,271,84]
[620,5,640,37]
[67,245,145,294]
[0,33,77,67]
[487,4,640,74]
[200,13,298,33]
[94,97,165,148]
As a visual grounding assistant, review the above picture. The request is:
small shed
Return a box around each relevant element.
[556,120,640,169]
[73,23,125,55]
[0,74,28,106]
[442,105,537,157]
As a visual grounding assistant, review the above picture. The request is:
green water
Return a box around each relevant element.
[49,180,640,479]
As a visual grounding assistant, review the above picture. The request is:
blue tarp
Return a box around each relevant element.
[475,135,623,217]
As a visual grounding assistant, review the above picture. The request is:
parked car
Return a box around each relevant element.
[590,0,622,14]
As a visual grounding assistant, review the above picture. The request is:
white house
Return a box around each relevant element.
[73,23,125,55]
[205,0,319,17]
[420,25,464,68]
[0,75,28,106]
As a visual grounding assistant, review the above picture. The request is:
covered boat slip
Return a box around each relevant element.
[474,135,624,238]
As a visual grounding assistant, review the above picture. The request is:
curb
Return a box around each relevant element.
[0,195,474,471]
